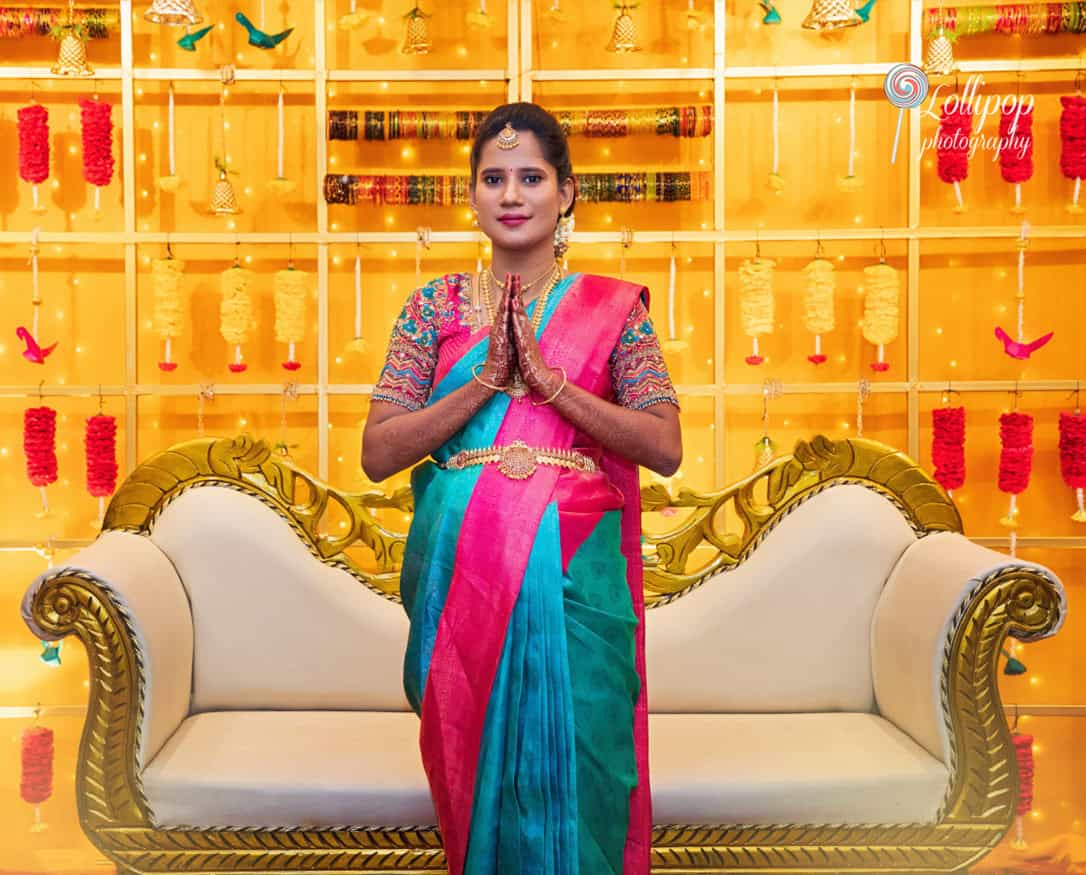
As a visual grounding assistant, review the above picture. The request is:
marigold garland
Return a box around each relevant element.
[274,267,307,370]
[18,103,49,213]
[1059,93,1086,213]
[1058,410,1086,521]
[862,262,899,371]
[802,257,835,364]
[220,264,255,373]
[739,256,775,366]
[152,257,184,371]
[937,99,972,211]
[84,412,117,498]
[20,725,53,805]
[79,98,114,196]
[931,405,966,492]
[24,406,57,488]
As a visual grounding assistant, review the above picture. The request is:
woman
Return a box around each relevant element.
[361,102,682,875]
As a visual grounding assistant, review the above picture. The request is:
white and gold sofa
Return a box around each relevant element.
[21,434,1066,874]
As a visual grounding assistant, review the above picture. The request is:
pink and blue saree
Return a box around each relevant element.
[384,272,674,875]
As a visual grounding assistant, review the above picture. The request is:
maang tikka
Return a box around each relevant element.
[496,122,520,150]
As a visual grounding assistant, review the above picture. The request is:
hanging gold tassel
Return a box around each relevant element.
[802,256,835,364]
[220,263,255,372]
[740,255,775,365]
[152,256,184,371]
[274,266,307,370]
[862,261,899,372]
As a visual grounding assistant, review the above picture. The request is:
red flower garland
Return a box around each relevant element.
[24,406,58,488]
[1060,94,1086,181]
[17,104,49,185]
[932,406,966,491]
[1012,732,1034,816]
[998,412,1034,494]
[85,413,117,498]
[79,98,114,188]
[20,725,54,805]
[999,104,1033,184]
[1059,412,1086,488]
[937,100,973,184]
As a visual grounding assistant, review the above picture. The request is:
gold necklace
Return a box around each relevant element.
[488,262,556,296]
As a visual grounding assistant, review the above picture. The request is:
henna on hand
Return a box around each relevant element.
[510,281,562,398]
[479,275,515,386]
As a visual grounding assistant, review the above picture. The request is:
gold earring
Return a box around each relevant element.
[470,205,479,227]
[553,213,574,259]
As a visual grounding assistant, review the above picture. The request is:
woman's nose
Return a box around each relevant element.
[500,178,522,204]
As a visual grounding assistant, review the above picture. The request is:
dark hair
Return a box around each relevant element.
[469,102,576,216]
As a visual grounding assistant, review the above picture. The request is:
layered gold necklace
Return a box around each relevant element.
[478,263,563,399]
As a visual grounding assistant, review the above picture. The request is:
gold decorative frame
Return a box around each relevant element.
[23,435,1065,873]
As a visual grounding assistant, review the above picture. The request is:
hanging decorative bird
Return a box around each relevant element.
[759,0,781,24]
[16,327,58,364]
[854,0,877,22]
[177,24,213,51]
[234,12,293,49]
[994,326,1054,360]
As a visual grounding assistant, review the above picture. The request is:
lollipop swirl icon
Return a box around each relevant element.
[884,63,929,164]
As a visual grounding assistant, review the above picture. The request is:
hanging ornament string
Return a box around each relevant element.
[158,82,179,192]
[346,241,366,354]
[998,399,1034,555]
[268,82,294,194]
[1011,728,1034,849]
[661,241,688,353]
[838,78,862,192]
[1059,88,1086,214]
[619,226,633,280]
[995,221,1053,360]
[754,379,782,471]
[999,86,1033,214]
[151,248,184,371]
[80,96,114,213]
[415,226,431,287]
[24,394,57,517]
[85,392,117,526]
[856,379,871,437]
[740,244,775,366]
[937,96,972,212]
[18,101,49,213]
[862,246,899,372]
[1059,387,1086,521]
[275,382,299,456]
[768,80,784,192]
[196,384,215,435]
[932,390,966,496]
[274,243,307,371]
[17,227,58,365]
[220,251,255,373]
[802,244,835,365]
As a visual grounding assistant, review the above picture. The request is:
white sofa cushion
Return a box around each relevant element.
[645,484,917,713]
[143,711,948,829]
[149,486,412,713]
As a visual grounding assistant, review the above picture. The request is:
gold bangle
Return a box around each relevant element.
[532,367,567,406]
[472,363,506,392]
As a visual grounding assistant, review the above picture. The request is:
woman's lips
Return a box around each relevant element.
[498,216,529,227]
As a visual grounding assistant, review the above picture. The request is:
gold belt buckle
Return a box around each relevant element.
[497,440,537,480]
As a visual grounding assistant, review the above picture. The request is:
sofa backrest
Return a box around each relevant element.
[150,485,413,713]
[644,483,918,713]
[150,480,917,715]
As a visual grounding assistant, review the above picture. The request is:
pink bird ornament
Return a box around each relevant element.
[16,327,57,364]
[994,326,1053,360]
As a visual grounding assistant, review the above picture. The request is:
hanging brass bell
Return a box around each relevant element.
[924,29,957,76]
[606,3,641,52]
[401,6,431,54]
[52,30,94,76]
[210,167,240,215]
[801,0,862,30]
[144,0,203,26]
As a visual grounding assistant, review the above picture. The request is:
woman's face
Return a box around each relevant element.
[470,128,574,256]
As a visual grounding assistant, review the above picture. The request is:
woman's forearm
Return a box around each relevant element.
[361,379,499,482]
[546,381,682,476]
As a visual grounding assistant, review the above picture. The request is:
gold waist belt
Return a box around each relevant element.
[437,440,597,480]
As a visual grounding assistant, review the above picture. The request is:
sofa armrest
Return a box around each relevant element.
[21,531,193,776]
[872,532,1065,766]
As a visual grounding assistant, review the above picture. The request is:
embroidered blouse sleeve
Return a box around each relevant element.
[372,284,440,412]
[609,298,680,411]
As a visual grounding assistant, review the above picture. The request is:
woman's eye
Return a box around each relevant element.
[483,175,502,185]
[523,174,542,184]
